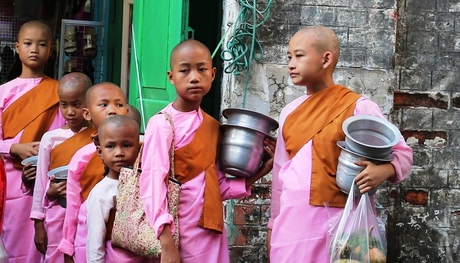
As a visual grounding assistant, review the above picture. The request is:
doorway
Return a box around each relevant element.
[188,0,223,119]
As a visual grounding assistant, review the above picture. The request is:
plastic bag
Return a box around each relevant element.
[329,185,387,263]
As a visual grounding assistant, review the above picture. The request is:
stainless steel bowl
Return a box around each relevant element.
[222,108,279,134]
[336,143,377,196]
[343,115,400,159]
[220,124,268,177]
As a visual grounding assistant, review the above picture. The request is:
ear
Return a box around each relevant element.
[82,107,91,121]
[96,145,102,157]
[167,71,174,85]
[15,42,19,53]
[323,51,333,69]
[211,67,216,82]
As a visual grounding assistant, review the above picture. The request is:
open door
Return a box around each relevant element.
[128,0,189,131]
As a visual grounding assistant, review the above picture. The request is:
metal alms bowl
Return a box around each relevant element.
[342,115,401,159]
[219,124,268,177]
[222,108,279,134]
[336,147,377,196]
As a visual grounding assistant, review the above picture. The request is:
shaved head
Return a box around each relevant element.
[98,115,139,140]
[58,72,92,94]
[18,20,52,41]
[85,82,125,106]
[296,26,340,66]
[169,39,212,69]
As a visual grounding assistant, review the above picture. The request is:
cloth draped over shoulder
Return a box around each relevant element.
[174,110,224,233]
[1,76,60,168]
[49,126,95,170]
[80,151,104,202]
[282,85,361,207]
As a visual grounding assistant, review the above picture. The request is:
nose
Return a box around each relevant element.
[189,70,199,83]
[67,107,76,116]
[288,59,295,70]
[114,147,124,157]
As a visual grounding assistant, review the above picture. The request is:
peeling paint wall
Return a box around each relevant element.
[219,0,459,262]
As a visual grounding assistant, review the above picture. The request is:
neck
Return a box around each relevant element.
[305,78,335,95]
[106,171,119,180]
[19,67,45,78]
[172,99,201,112]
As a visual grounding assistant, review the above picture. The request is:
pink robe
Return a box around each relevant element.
[268,96,413,262]
[31,127,82,263]
[140,104,251,263]
[58,143,95,261]
[0,77,65,263]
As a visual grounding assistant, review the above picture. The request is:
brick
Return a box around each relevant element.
[435,13,455,31]
[431,189,460,207]
[405,0,436,11]
[300,5,337,26]
[351,0,395,8]
[448,170,460,188]
[406,31,438,52]
[238,185,271,205]
[396,51,437,71]
[432,148,460,169]
[399,69,432,91]
[338,47,367,67]
[232,204,261,225]
[368,8,397,29]
[402,168,449,188]
[266,3,301,25]
[439,32,460,52]
[432,109,460,130]
[401,108,433,130]
[336,8,368,27]
[401,130,447,147]
[403,189,429,205]
[348,27,368,47]
[394,91,448,109]
[411,146,432,168]
[432,70,457,91]
[456,14,460,32]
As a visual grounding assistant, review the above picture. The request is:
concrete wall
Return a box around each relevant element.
[220,0,460,262]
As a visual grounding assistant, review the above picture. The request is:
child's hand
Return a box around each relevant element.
[10,141,39,160]
[46,176,66,201]
[21,162,36,191]
[245,137,276,187]
[354,161,396,194]
[33,220,47,254]
[159,225,182,263]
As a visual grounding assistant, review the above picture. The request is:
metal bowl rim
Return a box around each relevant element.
[222,108,279,130]
[342,115,400,147]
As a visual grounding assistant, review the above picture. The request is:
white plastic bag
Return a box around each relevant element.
[329,186,387,263]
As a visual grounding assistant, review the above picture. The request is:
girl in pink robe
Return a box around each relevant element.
[0,77,65,263]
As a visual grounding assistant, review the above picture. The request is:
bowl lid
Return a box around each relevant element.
[222,108,279,130]
[337,141,394,162]
[342,115,400,148]
[21,155,38,166]
[48,166,69,179]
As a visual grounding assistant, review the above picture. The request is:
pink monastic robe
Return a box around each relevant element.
[31,128,74,263]
[140,104,251,263]
[0,77,65,263]
[268,96,413,262]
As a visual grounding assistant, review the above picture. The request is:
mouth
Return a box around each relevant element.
[289,73,299,78]
[188,86,203,92]
[29,56,38,60]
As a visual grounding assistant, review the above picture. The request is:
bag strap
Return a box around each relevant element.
[133,143,143,172]
[163,111,176,180]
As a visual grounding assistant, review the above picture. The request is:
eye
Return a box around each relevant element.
[73,102,81,108]
[98,103,107,107]
[39,43,47,47]
[287,55,292,61]
[117,103,125,107]
[199,67,207,72]
[60,102,67,108]
[295,54,304,58]
[179,69,189,73]
[123,144,132,148]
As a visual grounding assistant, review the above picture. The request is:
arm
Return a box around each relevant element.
[86,186,112,263]
[58,144,94,256]
[353,98,413,193]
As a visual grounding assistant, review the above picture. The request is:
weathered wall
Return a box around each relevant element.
[220,0,460,262]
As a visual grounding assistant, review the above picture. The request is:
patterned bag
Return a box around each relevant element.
[111,112,180,258]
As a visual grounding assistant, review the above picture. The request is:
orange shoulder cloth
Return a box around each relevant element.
[174,110,224,233]
[282,85,361,207]
[2,76,60,169]
[80,151,104,201]
[49,126,96,170]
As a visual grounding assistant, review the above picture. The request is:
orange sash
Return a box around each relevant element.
[174,111,224,233]
[49,126,95,170]
[283,85,361,207]
[2,76,60,169]
[80,152,104,201]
